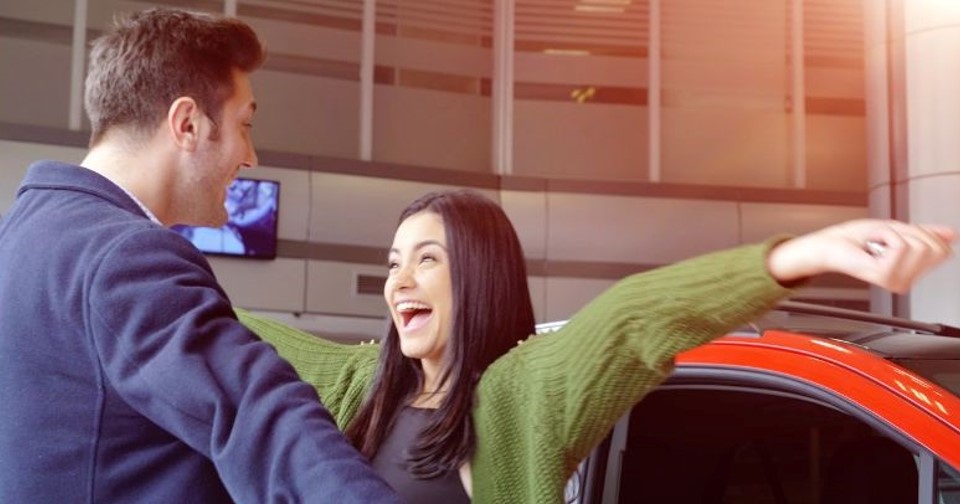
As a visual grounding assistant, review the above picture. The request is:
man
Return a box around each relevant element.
[0,8,400,503]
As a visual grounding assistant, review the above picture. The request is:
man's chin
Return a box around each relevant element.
[208,214,229,228]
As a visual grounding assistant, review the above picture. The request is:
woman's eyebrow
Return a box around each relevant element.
[389,240,447,255]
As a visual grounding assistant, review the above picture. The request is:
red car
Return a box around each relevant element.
[555,302,960,504]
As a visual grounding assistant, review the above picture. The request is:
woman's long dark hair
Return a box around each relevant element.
[344,189,536,478]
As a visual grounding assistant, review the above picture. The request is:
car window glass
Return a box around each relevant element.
[894,358,960,398]
[941,463,960,503]
[615,388,918,503]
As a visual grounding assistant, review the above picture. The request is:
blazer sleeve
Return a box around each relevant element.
[86,227,399,503]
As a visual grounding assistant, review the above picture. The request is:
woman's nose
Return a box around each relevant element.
[388,263,415,291]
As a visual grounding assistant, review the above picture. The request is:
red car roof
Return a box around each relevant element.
[677,329,960,468]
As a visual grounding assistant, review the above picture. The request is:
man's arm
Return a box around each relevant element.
[87,227,400,503]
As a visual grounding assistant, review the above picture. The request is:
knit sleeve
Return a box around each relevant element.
[237,310,380,429]
[471,239,797,503]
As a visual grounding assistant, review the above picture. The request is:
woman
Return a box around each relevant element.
[240,189,953,503]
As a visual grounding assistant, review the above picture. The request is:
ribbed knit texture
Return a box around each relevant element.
[235,316,381,430]
[239,239,795,503]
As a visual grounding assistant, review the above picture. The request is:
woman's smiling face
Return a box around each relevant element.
[384,211,453,367]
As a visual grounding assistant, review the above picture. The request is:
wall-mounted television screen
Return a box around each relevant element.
[173,177,280,260]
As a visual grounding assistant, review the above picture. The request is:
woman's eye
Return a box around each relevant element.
[420,254,436,264]
[387,260,399,270]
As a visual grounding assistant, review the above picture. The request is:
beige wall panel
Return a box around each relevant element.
[513,101,648,181]
[514,53,647,87]
[89,0,129,29]
[868,187,894,315]
[244,166,310,241]
[0,140,85,214]
[865,44,891,188]
[868,183,892,221]
[305,260,392,318]
[0,38,71,128]
[500,189,547,259]
[97,1,168,28]
[864,0,886,49]
[373,86,490,172]
[210,256,307,312]
[662,60,786,96]
[547,193,740,263]
[376,36,491,77]
[543,277,616,322]
[805,67,864,99]
[0,0,75,24]
[904,0,960,34]
[661,108,789,187]
[527,275,546,325]
[739,203,868,244]
[906,175,960,326]
[905,27,960,178]
[309,173,497,246]
[250,71,359,158]
[245,17,361,62]
[805,115,867,191]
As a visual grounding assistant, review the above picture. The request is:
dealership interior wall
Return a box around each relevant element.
[1,0,932,340]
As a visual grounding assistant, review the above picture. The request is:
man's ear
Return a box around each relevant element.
[167,97,202,151]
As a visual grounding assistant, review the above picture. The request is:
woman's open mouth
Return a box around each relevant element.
[396,300,433,331]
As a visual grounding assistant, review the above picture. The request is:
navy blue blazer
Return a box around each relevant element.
[0,161,400,503]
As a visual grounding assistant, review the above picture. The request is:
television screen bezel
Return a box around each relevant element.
[172,176,281,260]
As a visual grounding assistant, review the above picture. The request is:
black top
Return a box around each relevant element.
[372,406,471,503]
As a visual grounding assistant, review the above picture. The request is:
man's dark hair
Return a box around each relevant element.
[84,8,265,145]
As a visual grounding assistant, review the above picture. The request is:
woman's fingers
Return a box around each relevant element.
[849,221,954,293]
[881,222,952,255]
[919,224,957,245]
[766,219,955,292]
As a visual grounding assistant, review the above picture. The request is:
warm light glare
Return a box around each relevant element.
[891,366,926,385]
[574,5,625,13]
[912,389,930,405]
[571,86,597,103]
[543,48,591,56]
[809,339,851,353]
[581,0,632,5]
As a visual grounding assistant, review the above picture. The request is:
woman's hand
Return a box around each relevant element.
[766,219,956,293]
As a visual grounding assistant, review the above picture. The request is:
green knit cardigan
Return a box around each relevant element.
[239,240,794,503]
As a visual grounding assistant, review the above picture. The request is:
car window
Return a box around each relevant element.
[894,358,960,398]
[941,463,960,503]
[610,388,918,503]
